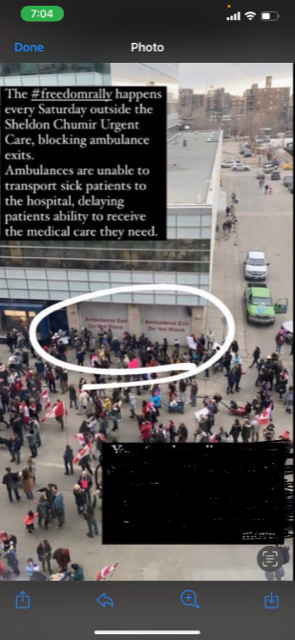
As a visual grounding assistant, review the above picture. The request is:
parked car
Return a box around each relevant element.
[283,176,293,188]
[221,160,235,168]
[244,251,269,281]
[271,170,281,180]
[232,164,250,171]
[282,162,293,170]
[256,171,265,180]
[243,151,252,158]
[263,163,275,173]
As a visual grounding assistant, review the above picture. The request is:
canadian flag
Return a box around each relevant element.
[19,400,30,424]
[40,400,66,423]
[73,444,91,464]
[95,433,107,442]
[96,562,119,581]
[74,433,86,445]
[39,388,51,409]
[257,406,272,425]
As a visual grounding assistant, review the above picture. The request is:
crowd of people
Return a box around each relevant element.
[0,324,293,579]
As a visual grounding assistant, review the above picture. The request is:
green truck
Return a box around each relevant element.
[244,283,288,325]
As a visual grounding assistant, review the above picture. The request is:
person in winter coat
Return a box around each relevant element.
[24,509,38,533]
[21,468,34,499]
[177,423,188,442]
[167,420,176,443]
[285,386,293,413]
[2,467,21,503]
[71,563,85,581]
[206,330,215,350]
[249,347,261,368]
[83,493,99,538]
[37,539,52,574]
[36,495,52,530]
[8,434,22,465]
[79,451,93,476]
[78,470,93,503]
[45,367,56,393]
[140,420,152,443]
[53,547,71,572]
[229,419,241,443]
[73,484,87,514]
[25,428,38,458]
[52,489,65,528]
[241,419,252,442]
[78,390,89,414]
[190,380,198,407]
[26,558,40,578]
[38,483,57,507]
[227,369,236,394]
[69,384,78,410]
[63,445,74,475]
[231,340,239,354]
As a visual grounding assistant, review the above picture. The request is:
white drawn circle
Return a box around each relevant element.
[29,284,235,390]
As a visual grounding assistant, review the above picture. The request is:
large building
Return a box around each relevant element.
[0,63,221,345]
[243,75,290,125]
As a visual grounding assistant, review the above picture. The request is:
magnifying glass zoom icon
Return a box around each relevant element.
[180,590,200,608]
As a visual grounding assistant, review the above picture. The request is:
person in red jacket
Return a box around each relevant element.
[140,420,152,443]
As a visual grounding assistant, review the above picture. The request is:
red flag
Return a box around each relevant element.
[74,433,86,445]
[20,400,30,424]
[257,406,271,425]
[95,433,107,442]
[40,401,66,423]
[96,562,119,581]
[73,444,91,464]
[39,388,51,409]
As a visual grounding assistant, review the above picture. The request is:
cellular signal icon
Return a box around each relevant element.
[226,11,241,20]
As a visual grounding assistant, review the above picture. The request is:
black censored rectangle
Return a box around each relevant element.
[102,443,285,545]
[0,86,167,241]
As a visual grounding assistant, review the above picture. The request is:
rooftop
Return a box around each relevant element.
[167,131,220,205]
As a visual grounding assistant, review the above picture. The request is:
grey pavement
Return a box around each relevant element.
[0,139,293,581]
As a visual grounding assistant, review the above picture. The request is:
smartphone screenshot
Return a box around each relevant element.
[0,2,293,639]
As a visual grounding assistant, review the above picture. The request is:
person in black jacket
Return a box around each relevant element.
[0,408,9,428]
[0,386,10,413]
[63,445,74,475]
[8,434,22,465]
[73,484,87,514]
[38,483,58,507]
[2,467,21,502]
[68,384,78,410]
[249,347,261,368]
[229,419,241,443]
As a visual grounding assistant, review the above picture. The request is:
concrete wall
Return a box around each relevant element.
[127,305,142,337]
[66,303,82,334]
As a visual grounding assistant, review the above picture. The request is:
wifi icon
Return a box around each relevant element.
[245,11,256,19]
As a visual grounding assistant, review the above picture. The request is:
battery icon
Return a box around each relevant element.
[261,11,280,20]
